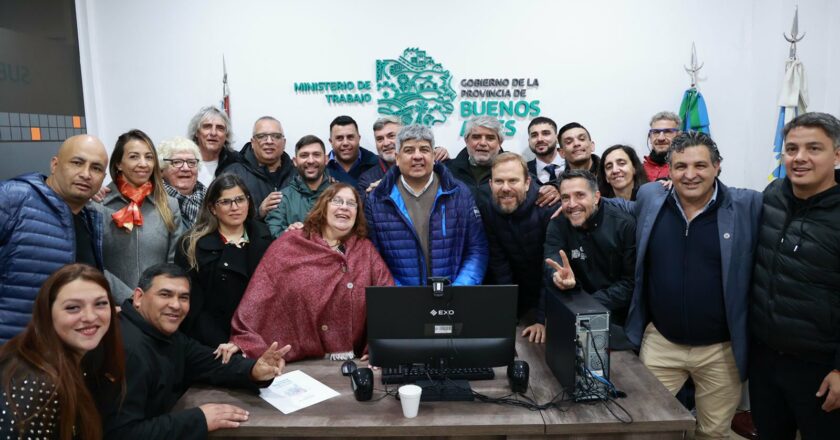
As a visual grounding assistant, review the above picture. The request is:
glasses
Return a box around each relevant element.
[164,158,199,169]
[329,196,358,209]
[649,128,680,137]
[215,195,249,208]
[253,133,285,141]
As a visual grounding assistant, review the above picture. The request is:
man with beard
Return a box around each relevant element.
[526,116,565,184]
[357,116,449,194]
[558,122,600,175]
[0,135,108,343]
[644,111,681,181]
[266,135,331,237]
[478,153,553,328]
[223,116,295,218]
[326,115,379,187]
[523,170,635,347]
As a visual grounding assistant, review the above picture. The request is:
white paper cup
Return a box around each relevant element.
[398,384,422,418]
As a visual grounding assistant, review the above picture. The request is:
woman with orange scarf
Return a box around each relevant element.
[98,129,183,301]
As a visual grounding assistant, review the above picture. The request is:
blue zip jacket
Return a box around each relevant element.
[0,173,104,343]
[364,163,488,286]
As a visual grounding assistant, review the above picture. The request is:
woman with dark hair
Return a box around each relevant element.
[174,173,272,359]
[0,263,125,440]
[597,144,649,200]
[230,183,394,362]
[99,129,184,301]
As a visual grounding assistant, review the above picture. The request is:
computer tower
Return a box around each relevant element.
[544,290,611,402]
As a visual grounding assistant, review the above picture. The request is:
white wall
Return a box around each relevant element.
[76,0,840,190]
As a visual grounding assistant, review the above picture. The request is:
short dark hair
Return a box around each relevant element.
[557,122,591,141]
[783,112,840,150]
[560,169,598,194]
[528,116,557,133]
[137,263,189,291]
[295,135,326,153]
[668,131,722,165]
[329,115,359,133]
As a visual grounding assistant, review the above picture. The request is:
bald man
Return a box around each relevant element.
[0,135,109,343]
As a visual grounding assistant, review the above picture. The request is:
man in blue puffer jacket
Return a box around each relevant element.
[0,135,108,343]
[365,125,487,286]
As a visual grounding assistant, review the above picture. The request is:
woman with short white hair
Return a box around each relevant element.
[158,136,207,229]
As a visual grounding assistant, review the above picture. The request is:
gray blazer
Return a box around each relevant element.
[97,182,184,301]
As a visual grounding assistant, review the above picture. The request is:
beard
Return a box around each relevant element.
[649,149,668,164]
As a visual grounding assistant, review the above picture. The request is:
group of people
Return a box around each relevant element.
[0,104,837,440]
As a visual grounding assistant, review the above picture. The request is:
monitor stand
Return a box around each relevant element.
[414,379,475,401]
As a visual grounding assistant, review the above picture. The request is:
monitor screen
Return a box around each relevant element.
[366,285,518,369]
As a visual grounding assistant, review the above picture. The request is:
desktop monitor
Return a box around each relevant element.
[366,285,518,370]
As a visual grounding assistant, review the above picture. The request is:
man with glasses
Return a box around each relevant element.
[326,115,379,187]
[365,124,488,286]
[222,116,295,218]
[644,111,682,181]
[159,137,206,229]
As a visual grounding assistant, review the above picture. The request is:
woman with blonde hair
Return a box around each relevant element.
[99,129,183,301]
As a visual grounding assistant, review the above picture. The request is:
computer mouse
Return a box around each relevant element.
[351,367,374,401]
[340,360,358,376]
[507,360,529,393]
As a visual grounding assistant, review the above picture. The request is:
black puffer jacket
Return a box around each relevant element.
[751,170,840,369]
[477,180,553,319]
[220,142,294,214]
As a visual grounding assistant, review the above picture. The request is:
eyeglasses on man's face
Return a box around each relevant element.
[164,158,199,169]
[648,128,680,137]
[253,133,285,141]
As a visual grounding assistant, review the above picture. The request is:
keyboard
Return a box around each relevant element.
[381,366,495,384]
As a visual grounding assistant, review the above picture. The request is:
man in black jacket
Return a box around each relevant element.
[525,169,635,348]
[449,116,560,208]
[103,263,291,440]
[557,122,600,176]
[750,112,840,439]
[187,106,241,187]
[221,116,295,218]
[478,152,554,326]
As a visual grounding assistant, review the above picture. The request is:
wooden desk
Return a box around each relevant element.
[174,334,693,439]
[520,342,695,439]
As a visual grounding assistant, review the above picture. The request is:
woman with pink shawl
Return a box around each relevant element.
[231,183,394,362]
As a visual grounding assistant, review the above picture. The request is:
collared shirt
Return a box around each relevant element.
[535,154,566,184]
[671,181,719,224]
[220,229,250,248]
[400,173,436,198]
[328,149,362,171]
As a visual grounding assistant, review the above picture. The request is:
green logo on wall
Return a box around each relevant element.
[376,48,456,127]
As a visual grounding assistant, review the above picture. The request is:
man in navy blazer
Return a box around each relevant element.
[612,132,761,439]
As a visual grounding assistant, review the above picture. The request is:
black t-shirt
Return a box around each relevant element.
[74,213,97,267]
